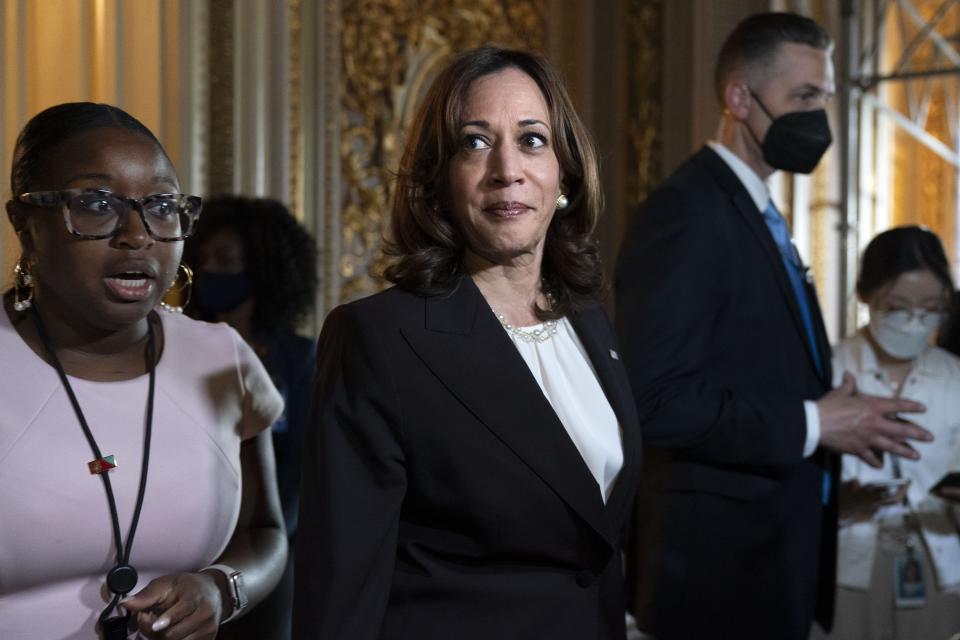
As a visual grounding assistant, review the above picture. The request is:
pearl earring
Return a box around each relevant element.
[556,194,569,210]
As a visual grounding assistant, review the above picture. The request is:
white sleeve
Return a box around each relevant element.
[802,400,821,458]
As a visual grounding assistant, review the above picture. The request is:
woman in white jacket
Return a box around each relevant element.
[828,226,960,639]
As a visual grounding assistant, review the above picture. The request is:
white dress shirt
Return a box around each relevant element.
[708,141,822,457]
[833,331,960,589]
[503,317,623,503]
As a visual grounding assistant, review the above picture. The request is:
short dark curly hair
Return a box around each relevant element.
[183,196,318,333]
[382,46,604,320]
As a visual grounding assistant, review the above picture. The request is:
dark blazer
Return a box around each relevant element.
[615,146,838,640]
[292,276,643,640]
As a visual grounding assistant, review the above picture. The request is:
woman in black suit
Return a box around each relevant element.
[292,46,642,640]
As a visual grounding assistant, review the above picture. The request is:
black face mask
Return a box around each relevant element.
[195,272,254,314]
[748,90,832,174]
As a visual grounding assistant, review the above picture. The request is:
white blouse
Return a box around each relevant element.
[502,317,623,502]
[833,330,960,590]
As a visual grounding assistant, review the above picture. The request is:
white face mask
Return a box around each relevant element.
[867,309,944,360]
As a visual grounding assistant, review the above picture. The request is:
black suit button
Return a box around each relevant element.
[575,571,595,587]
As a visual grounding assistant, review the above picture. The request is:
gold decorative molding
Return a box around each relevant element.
[336,0,547,303]
[626,0,662,207]
[288,0,304,219]
[208,0,234,195]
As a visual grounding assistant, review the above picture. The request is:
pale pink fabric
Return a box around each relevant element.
[0,308,283,639]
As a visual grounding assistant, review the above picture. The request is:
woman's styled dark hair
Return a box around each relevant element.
[183,196,318,334]
[714,12,833,103]
[856,225,954,299]
[382,45,604,319]
[9,102,165,197]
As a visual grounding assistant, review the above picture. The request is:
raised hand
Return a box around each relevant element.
[817,372,933,467]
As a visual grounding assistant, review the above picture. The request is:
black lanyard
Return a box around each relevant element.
[32,306,156,637]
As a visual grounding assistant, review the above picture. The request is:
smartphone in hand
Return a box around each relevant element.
[930,472,960,495]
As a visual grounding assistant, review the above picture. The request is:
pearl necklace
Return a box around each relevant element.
[496,312,559,343]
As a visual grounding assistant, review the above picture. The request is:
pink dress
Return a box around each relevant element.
[0,308,283,639]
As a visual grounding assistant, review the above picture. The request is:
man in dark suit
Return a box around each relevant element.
[615,12,934,640]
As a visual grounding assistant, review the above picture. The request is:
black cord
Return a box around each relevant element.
[123,331,155,565]
[31,305,156,626]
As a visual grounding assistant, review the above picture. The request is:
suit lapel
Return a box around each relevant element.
[567,309,642,529]
[400,278,616,548]
[696,147,826,381]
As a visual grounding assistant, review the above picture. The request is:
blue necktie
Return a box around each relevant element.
[762,201,831,504]
[761,201,822,375]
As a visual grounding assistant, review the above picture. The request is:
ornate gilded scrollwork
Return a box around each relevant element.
[337,0,546,302]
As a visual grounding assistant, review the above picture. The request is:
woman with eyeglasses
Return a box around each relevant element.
[825,226,960,639]
[0,103,287,640]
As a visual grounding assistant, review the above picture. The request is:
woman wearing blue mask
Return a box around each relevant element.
[826,226,960,639]
[184,196,318,640]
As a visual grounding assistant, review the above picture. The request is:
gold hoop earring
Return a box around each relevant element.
[13,258,34,312]
[556,193,569,210]
[159,263,193,314]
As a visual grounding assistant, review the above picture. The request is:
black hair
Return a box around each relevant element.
[10,102,166,197]
[856,225,954,299]
[714,12,833,103]
[183,195,318,334]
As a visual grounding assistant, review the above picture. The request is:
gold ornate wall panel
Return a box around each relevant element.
[335,0,547,303]
[626,0,662,206]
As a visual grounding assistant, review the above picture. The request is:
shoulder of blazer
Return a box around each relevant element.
[630,146,757,234]
[325,279,484,337]
[329,284,423,320]
[689,145,758,204]
[316,285,425,385]
[647,146,764,245]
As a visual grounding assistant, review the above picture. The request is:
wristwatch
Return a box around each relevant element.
[203,564,248,622]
